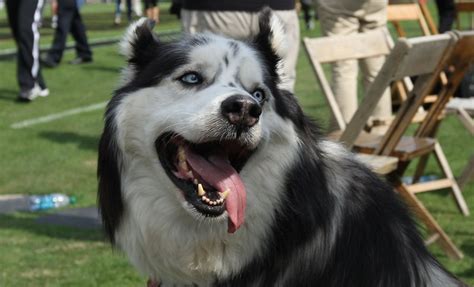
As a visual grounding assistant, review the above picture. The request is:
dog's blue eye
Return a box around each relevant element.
[252,89,265,102]
[180,72,202,85]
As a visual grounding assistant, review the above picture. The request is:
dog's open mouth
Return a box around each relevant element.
[155,132,255,233]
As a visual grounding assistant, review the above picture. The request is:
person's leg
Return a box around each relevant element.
[302,3,311,27]
[143,0,152,20]
[359,3,391,121]
[14,0,45,92]
[46,0,75,64]
[153,6,159,22]
[126,0,132,21]
[114,0,121,24]
[318,4,359,129]
[70,4,93,60]
[435,0,456,33]
[5,0,19,43]
[115,0,121,17]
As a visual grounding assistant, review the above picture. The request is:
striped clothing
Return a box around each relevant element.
[6,0,47,91]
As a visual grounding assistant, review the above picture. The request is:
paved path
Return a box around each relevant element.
[0,195,101,229]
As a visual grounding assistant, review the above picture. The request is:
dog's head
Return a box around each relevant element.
[98,10,302,245]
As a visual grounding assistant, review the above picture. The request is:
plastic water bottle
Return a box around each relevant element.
[29,194,76,211]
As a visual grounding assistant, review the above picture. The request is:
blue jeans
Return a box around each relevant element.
[115,0,132,21]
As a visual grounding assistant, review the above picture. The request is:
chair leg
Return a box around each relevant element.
[412,154,430,184]
[433,142,470,216]
[395,183,464,260]
[458,155,474,189]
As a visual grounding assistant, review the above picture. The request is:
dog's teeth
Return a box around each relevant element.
[179,160,189,172]
[198,184,206,196]
[202,196,210,203]
[178,146,186,162]
[221,189,230,199]
[193,179,198,185]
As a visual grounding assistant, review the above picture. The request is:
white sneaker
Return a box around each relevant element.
[18,84,49,102]
[39,88,50,97]
[51,15,58,29]
[18,85,42,102]
[114,15,121,25]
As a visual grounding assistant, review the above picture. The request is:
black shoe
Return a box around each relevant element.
[69,57,93,65]
[40,56,59,68]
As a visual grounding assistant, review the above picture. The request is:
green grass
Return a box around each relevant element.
[0,2,179,50]
[0,4,473,286]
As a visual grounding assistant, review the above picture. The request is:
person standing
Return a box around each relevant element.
[144,0,160,22]
[434,0,456,33]
[41,0,93,68]
[317,0,391,131]
[114,0,132,25]
[180,0,299,93]
[5,0,49,102]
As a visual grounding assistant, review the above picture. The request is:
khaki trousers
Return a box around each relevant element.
[181,9,300,92]
[318,1,392,131]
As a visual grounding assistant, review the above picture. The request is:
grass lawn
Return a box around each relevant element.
[0,3,473,286]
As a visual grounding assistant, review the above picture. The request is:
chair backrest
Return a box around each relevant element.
[339,33,458,149]
[303,28,393,130]
[415,31,474,138]
[387,3,433,36]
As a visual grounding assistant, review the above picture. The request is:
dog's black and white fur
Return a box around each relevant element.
[98,11,464,287]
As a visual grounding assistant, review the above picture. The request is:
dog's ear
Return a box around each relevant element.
[97,116,124,244]
[120,18,160,69]
[254,8,288,82]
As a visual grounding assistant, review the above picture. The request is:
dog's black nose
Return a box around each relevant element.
[221,95,262,127]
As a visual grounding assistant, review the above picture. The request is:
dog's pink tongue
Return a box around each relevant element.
[184,147,246,233]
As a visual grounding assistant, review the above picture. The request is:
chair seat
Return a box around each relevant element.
[329,131,437,162]
[353,132,436,161]
[354,154,399,175]
[446,97,474,115]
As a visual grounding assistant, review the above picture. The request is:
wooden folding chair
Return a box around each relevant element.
[455,0,474,30]
[306,29,465,258]
[413,31,474,192]
[446,97,474,135]
[387,2,441,106]
[335,32,466,259]
[446,97,474,188]
[342,31,470,213]
[303,28,393,131]
[387,3,436,37]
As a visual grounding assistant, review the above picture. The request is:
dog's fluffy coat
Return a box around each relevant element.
[98,11,464,287]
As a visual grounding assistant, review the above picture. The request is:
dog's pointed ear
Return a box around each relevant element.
[257,7,288,59]
[120,18,159,68]
[254,8,288,81]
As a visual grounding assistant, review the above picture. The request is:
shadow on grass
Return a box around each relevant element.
[81,65,121,73]
[0,213,106,242]
[0,88,17,101]
[459,241,474,279]
[39,131,99,151]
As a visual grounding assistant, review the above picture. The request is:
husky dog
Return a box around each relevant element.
[98,11,465,287]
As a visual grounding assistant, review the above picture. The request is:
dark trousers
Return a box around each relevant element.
[47,0,92,63]
[435,0,456,33]
[6,0,47,90]
[116,0,132,21]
